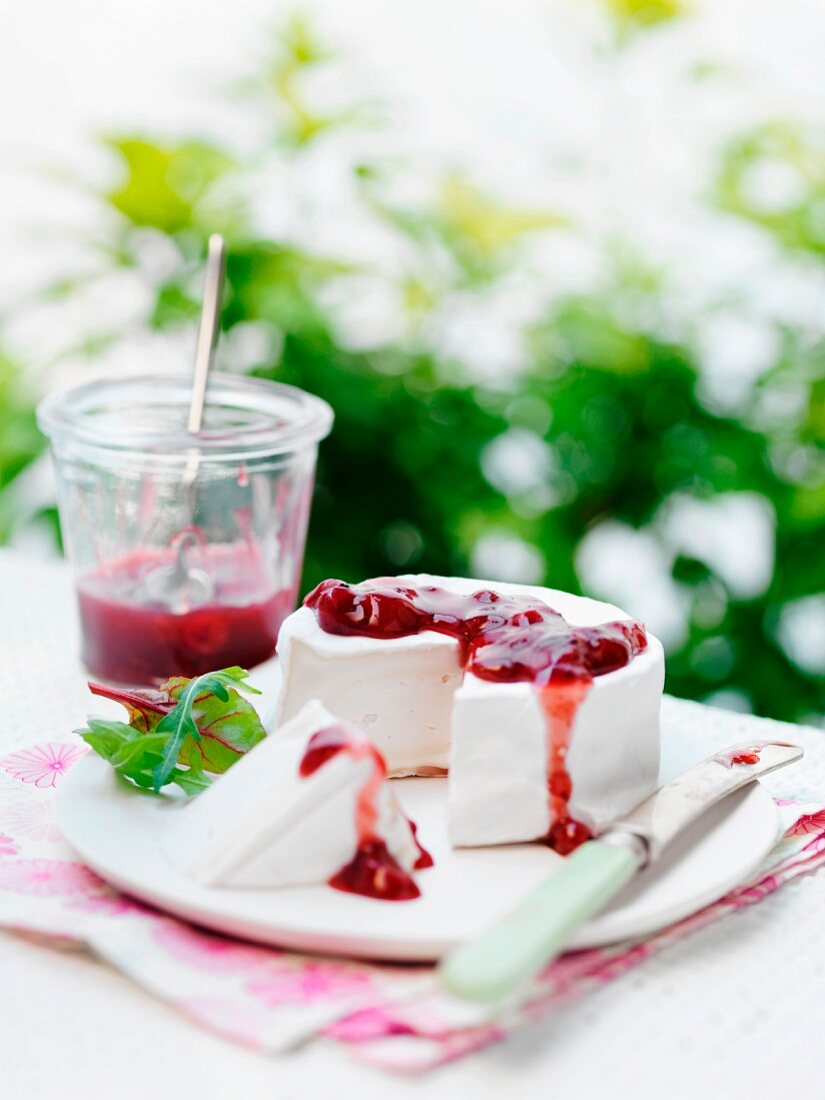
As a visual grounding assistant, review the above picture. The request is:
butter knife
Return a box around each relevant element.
[440,739,803,1004]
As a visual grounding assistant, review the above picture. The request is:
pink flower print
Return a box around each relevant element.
[153,921,275,973]
[800,832,825,856]
[1,743,85,788]
[325,1005,411,1042]
[0,859,103,897]
[0,833,18,857]
[785,808,825,837]
[0,797,62,844]
[248,960,374,1007]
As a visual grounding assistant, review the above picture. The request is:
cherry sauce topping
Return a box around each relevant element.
[305,578,649,854]
[714,746,764,769]
[299,723,432,901]
[328,840,421,902]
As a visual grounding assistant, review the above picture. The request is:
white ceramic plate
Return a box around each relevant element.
[55,722,779,962]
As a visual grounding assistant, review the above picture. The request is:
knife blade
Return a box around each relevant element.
[440,739,803,1004]
[602,739,803,865]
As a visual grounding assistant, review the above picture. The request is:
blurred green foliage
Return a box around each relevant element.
[714,122,825,256]
[2,10,823,724]
[0,354,44,542]
[106,139,237,235]
[600,0,689,39]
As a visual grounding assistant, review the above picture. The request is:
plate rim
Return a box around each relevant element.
[55,752,779,962]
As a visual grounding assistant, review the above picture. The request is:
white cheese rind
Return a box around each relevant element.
[275,608,462,775]
[164,700,420,888]
[275,575,663,844]
[448,634,665,846]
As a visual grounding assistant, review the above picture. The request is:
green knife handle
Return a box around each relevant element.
[440,840,639,1004]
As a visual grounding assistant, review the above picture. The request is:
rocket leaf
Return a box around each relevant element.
[78,666,266,795]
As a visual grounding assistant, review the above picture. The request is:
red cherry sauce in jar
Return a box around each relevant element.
[78,542,293,685]
[299,723,433,901]
[305,578,648,855]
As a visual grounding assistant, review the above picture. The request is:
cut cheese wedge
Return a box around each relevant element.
[165,700,431,899]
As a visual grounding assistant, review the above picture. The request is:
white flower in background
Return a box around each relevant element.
[5,267,155,368]
[429,274,549,382]
[769,439,822,483]
[529,232,606,301]
[480,427,555,497]
[657,213,777,330]
[218,321,279,372]
[247,161,295,241]
[296,197,410,271]
[319,274,408,352]
[435,302,525,380]
[67,267,155,332]
[776,596,825,676]
[575,520,690,649]
[746,259,825,332]
[695,312,782,413]
[738,157,808,214]
[48,327,195,394]
[657,491,776,600]
[471,531,545,585]
[130,228,185,285]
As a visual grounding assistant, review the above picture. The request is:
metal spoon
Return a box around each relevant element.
[141,234,226,611]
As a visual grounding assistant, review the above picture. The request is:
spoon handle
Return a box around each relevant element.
[188,233,226,433]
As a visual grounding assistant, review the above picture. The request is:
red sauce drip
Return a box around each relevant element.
[714,745,763,769]
[329,841,421,901]
[299,726,356,778]
[732,750,761,766]
[305,578,648,854]
[299,723,432,901]
[539,681,594,854]
[410,820,435,869]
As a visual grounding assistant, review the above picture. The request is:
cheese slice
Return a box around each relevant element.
[164,700,421,888]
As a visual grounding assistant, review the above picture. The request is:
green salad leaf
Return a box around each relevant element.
[77,666,266,795]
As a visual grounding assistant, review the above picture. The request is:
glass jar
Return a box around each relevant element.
[37,372,333,685]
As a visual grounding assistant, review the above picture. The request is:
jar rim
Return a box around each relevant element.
[36,372,334,461]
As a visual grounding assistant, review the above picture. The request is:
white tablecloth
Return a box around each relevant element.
[0,549,822,1099]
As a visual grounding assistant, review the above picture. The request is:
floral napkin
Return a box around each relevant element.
[1,740,824,1075]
